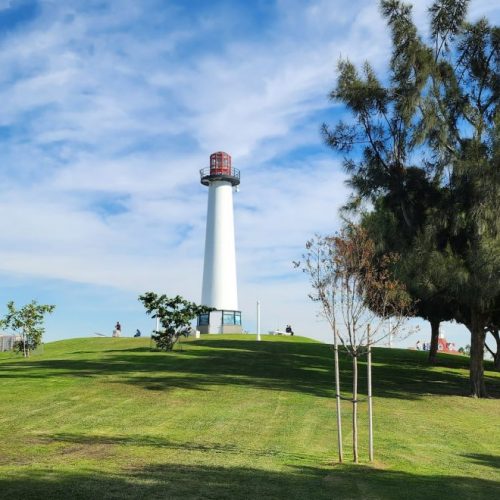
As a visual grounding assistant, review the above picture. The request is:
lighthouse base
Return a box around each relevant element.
[197,310,242,334]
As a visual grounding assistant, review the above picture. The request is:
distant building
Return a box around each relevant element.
[437,336,459,354]
[412,335,460,354]
[0,334,21,352]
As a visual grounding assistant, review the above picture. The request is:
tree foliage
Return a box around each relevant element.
[301,225,413,357]
[323,0,499,397]
[299,223,413,463]
[139,292,212,351]
[0,301,56,357]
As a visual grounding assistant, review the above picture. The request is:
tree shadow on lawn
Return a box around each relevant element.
[369,348,500,398]
[207,340,499,397]
[0,461,498,500]
[463,453,500,470]
[38,432,319,462]
[66,347,152,355]
[0,340,498,400]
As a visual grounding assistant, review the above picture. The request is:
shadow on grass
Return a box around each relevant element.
[0,339,498,400]
[38,432,319,463]
[0,461,498,500]
[463,453,500,470]
[66,347,152,355]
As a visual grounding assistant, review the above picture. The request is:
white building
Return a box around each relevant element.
[198,152,242,334]
[0,334,21,352]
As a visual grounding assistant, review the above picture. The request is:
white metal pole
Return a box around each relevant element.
[257,300,261,341]
[388,317,392,347]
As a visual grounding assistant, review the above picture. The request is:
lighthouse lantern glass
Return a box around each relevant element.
[223,312,235,325]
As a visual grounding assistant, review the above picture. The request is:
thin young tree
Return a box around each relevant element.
[298,233,344,463]
[0,301,56,357]
[300,224,413,463]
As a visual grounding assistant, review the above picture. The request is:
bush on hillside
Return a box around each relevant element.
[139,292,213,351]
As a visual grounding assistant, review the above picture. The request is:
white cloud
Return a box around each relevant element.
[0,0,12,11]
[0,0,496,344]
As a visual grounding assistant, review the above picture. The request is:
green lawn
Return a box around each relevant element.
[0,335,499,499]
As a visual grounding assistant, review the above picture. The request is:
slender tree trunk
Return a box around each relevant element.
[334,329,343,463]
[428,319,440,364]
[22,330,28,358]
[489,331,500,370]
[468,313,487,398]
[352,354,358,463]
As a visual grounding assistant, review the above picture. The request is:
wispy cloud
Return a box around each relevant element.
[0,0,496,343]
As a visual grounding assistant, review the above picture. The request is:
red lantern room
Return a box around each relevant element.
[210,152,231,175]
[200,151,240,187]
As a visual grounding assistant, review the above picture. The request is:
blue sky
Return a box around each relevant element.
[0,0,498,348]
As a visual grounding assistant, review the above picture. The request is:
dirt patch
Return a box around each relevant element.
[59,443,114,460]
[28,435,116,461]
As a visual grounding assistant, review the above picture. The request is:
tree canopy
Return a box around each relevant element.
[0,300,56,357]
[139,292,212,351]
[323,0,499,397]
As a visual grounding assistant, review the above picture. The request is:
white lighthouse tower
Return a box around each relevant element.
[198,151,242,334]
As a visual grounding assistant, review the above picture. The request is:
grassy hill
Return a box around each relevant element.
[0,335,499,499]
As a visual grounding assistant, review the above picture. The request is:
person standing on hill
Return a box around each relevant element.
[113,321,122,338]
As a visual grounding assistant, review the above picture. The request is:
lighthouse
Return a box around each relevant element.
[198,152,242,334]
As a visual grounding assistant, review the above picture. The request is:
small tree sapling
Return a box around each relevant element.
[139,292,212,351]
[300,224,413,462]
[0,300,56,357]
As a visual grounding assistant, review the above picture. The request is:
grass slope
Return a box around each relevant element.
[0,335,499,499]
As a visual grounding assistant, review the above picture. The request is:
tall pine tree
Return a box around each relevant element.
[323,0,499,397]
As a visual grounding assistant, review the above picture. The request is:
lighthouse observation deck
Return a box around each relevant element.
[200,151,240,186]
